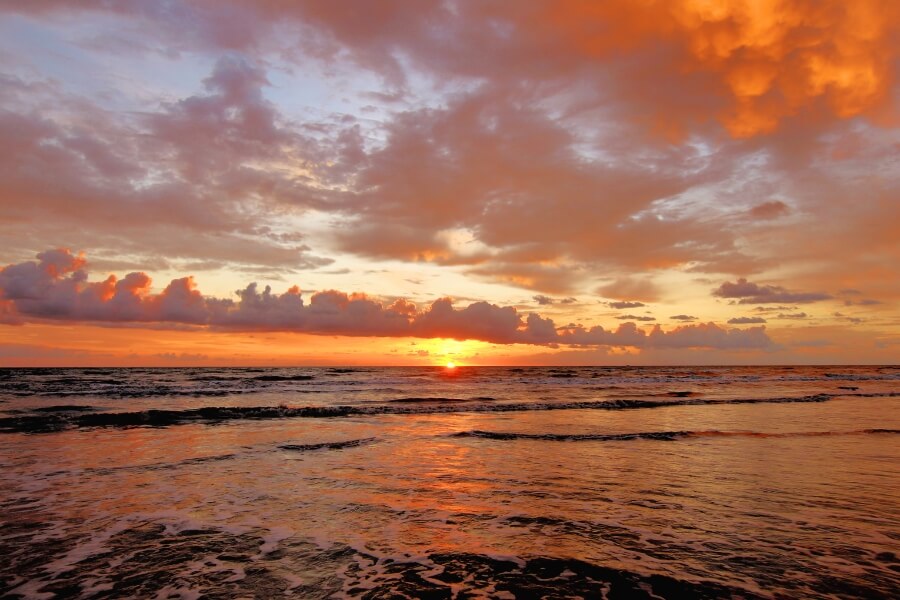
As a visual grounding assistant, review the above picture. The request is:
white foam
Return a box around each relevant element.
[256,525,294,557]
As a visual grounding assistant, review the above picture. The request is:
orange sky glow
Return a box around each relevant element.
[0,0,898,365]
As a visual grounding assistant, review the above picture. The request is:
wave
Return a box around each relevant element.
[607,390,702,399]
[249,374,315,382]
[387,396,496,403]
[455,430,690,441]
[190,374,316,382]
[278,437,377,452]
[453,428,900,442]
[3,386,248,399]
[2,392,897,434]
[31,405,96,413]
[5,366,900,401]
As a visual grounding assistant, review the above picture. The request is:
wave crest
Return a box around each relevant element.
[453,428,900,442]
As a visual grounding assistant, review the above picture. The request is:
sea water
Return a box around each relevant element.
[1,366,898,598]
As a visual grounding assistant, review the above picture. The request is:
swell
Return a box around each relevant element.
[387,396,496,403]
[2,386,254,399]
[1,379,316,399]
[279,437,377,452]
[31,405,96,413]
[453,428,900,442]
[1,392,897,434]
[82,452,240,476]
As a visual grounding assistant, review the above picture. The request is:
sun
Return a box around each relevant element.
[445,361,456,369]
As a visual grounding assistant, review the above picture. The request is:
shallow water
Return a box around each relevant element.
[1,366,898,598]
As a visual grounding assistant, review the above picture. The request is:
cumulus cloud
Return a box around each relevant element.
[558,321,771,350]
[713,278,832,304]
[329,87,719,290]
[728,316,767,325]
[608,301,645,309]
[532,295,578,306]
[0,250,774,350]
[0,55,336,272]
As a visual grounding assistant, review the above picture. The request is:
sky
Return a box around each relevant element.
[0,0,898,366]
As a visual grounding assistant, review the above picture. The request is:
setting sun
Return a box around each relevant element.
[445,361,456,369]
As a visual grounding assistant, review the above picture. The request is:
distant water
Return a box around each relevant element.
[1,366,898,599]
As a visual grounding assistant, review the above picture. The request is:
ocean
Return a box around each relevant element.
[1,366,898,599]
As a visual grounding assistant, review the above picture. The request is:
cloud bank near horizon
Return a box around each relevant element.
[0,250,772,350]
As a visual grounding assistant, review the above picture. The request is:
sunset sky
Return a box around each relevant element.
[0,0,898,366]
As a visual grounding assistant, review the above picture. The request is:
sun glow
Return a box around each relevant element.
[445,361,456,369]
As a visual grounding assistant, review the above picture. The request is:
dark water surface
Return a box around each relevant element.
[1,366,898,599]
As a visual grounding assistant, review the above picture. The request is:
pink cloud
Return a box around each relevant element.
[0,57,334,273]
[1,249,774,350]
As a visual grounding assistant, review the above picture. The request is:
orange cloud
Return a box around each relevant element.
[535,0,900,137]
